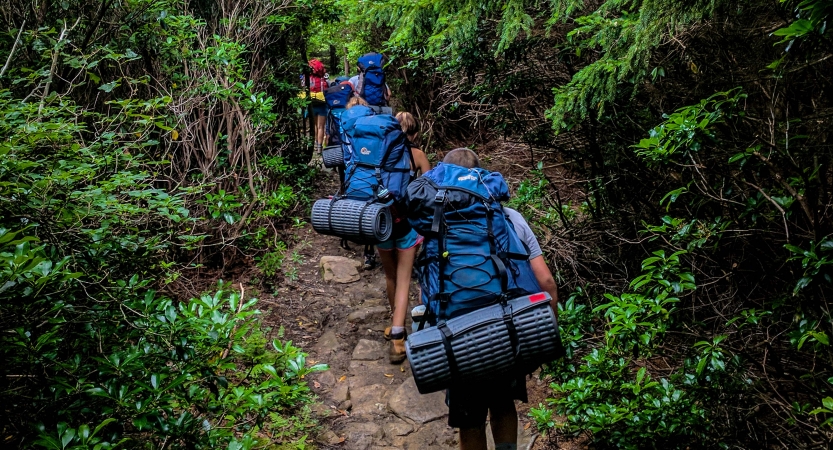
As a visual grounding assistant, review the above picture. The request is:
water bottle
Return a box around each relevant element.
[411,305,426,332]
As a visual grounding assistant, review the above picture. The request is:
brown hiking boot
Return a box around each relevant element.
[384,327,392,340]
[389,331,407,364]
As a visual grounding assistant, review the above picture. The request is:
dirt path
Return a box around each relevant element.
[257,164,563,449]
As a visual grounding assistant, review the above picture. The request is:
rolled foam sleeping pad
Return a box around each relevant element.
[311,198,392,244]
[406,292,563,394]
[322,145,344,168]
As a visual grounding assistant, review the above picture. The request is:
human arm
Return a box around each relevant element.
[412,148,431,176]
[529,255,558,311]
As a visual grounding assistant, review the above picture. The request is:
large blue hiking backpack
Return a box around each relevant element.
[406,163,542,321]
[341,114,413,203]
[356,52,387,107]
[324,82,353,146]
[338,105,376,169]
[310,112,413,246]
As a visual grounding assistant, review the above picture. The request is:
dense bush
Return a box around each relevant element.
[319,0,833,447]
[0,0,328,447]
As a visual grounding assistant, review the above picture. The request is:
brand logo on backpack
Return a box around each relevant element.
[360,147,371,155]
[333,100,340,105]
[457,174,477,181]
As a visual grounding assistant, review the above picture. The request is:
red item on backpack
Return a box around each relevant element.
[310,76,326,93]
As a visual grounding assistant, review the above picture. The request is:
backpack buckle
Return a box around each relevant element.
[433,293,451,304]
[431,189,447,233]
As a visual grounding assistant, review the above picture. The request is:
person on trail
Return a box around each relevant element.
[349,52,392,114]
[439,148,559,450]
[395,112,430,176]
[376,206,422,364]
[304,59,328,152]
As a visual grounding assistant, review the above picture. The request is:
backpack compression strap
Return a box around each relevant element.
[431,189,460,382]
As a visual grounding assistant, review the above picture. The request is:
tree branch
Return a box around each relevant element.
[0,19,26,78]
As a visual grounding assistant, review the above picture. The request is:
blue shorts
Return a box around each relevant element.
[311,102,327,117]
[377,228,423,251]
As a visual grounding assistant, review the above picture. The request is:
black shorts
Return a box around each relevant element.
[445,374,528,429]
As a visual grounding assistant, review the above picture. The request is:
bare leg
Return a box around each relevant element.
[459,425,488,450]
[316,114,326,146]
[377,249,397,311]
[489,399,518,447]
[391,246,416,328]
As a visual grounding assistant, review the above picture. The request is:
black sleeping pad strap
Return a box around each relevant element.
[358,199,374,240]
[501,301,520,357]
[437,321,459,382]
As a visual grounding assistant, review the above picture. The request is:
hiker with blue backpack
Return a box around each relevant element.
[311,98,422,363]
[404,148,560,450]
[349,52,392,114]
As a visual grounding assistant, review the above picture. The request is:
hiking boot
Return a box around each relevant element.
[363,252,377,271]
[389,331,407,364]
[384,326,392,340]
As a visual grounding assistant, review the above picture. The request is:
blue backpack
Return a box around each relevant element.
[341,114,413,204]
[324,82,354,146]
[406,163,542,321]
[356,52,387,107]
[338,105,375,168]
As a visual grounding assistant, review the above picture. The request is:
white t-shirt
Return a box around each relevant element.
[503,207,542,260]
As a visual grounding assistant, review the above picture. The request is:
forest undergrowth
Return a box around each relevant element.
[0,1,330,448]
[326,0,833,448]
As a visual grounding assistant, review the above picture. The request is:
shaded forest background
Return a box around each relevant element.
[2,0,833,448]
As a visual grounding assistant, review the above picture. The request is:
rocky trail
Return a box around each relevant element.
[255,163,567,450]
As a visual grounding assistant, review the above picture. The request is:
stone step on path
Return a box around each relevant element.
[310,253,539,450]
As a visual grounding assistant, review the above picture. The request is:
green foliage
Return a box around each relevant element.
[257,242,289,278]
[204,190,243,224]
[632,88,746,164]
[772,0,833,46]
[2,222,324,448]
[534,250,731,448]
[785,237,833,294]
[0,0,326,446]
[508,162,576,229]
[547,0,723,129]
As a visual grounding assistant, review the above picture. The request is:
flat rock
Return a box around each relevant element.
[313,368,336,388]
[382,419,413,437]
[329,377,349,403]
[318,430,343,446]
[350,383,390,416]
[399,419,457,450]
[347,305,390,324]
[313,330,342,355]
[349,359,401,389]
[320,256,361,284]
[344,421,382,450]
[352,339,384,361]
[361,297,388,307]
[346,422,382,449]
[388,376,448,424]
